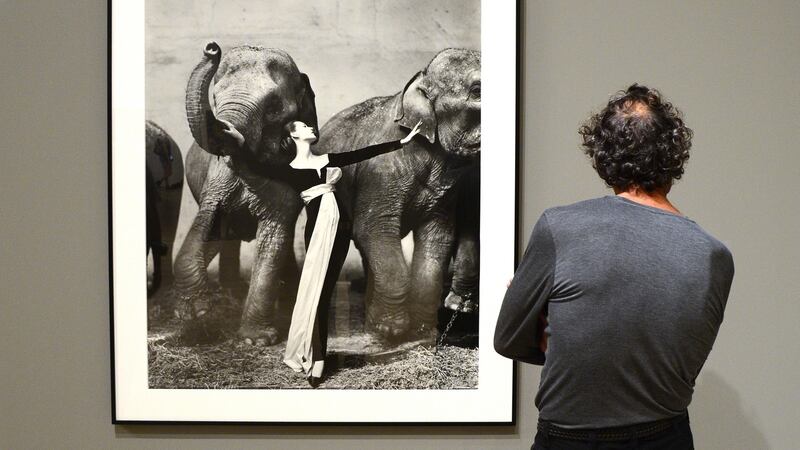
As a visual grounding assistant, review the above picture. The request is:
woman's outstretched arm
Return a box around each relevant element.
[326,140,403,167]
[326,120,423,167]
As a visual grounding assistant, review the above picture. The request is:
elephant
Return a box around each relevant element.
[174,42,318,345]
[314,48,481,341]
[145,120,184,298]
[444,162,480,315]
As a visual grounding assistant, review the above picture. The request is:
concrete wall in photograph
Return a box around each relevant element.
[145,0,480,275]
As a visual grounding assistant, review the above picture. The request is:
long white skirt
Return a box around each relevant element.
[283,168,342,374]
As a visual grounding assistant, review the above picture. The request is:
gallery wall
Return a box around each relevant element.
[2,0,798,449]
[522,2,799,449]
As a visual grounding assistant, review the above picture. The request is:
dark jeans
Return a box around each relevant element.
[531,414,694,450]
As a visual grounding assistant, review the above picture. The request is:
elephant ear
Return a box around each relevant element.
[394,71,436,144]
[298,72,320,144]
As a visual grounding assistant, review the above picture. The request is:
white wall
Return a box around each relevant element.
[1,1,798,449]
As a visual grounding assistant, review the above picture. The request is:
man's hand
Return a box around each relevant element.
[538,313,548,353]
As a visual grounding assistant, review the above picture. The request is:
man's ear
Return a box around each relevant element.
[394,71,436,144]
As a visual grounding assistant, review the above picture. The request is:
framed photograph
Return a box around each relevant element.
[110,0,521,424]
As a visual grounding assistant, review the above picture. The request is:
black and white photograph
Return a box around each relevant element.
[112,0,519,423]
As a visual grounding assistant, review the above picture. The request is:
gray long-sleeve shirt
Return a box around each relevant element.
[494,195,735,429]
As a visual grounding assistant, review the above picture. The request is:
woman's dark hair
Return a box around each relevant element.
[280,121,299,157]
[280,120,319,157]
[578,84,693,192]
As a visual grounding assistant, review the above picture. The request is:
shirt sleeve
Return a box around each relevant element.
[327,140,403,167]
[709,244,735,326]
[493,211,556,365]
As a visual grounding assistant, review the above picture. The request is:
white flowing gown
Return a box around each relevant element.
[283,166,343,374]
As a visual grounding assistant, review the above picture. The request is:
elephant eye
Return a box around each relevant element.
[469,84,481,100]
[264,102,282,114]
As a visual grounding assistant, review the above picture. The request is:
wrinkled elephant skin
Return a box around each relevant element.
[445,162,480,314]
[174,42,318,345]
[145,120,184,298]
[315,48,481,341]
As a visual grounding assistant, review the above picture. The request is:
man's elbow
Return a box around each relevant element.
[493,333,521,360]
[493,334,545,365]
[493,335,512,358]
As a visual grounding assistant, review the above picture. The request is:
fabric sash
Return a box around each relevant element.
[299,166,342,204]
[283,166,343,374]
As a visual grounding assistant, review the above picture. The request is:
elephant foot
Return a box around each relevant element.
[367,304,411,340]
[443,290,478,313]
[238,325,280,347]
[147,303,170,324]
[174,287,215,321]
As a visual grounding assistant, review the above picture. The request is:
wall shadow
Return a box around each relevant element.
[691,370,770,449]
[114,424,519,440]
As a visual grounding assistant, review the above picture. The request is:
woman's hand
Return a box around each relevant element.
[400,120,423,145]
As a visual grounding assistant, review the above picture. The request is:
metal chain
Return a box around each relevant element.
[435,291,479,353]
[435,306,461,352]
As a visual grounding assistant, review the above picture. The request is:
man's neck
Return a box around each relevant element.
[613,185,682,215]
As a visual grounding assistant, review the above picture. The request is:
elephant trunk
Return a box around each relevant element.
[185,42,224,156]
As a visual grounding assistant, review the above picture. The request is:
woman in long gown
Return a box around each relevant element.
[240,119,422,387]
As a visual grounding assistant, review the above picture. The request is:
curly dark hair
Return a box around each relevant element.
[578,84,693,192]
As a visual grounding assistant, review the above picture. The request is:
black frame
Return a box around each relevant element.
[109,0,524,426]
